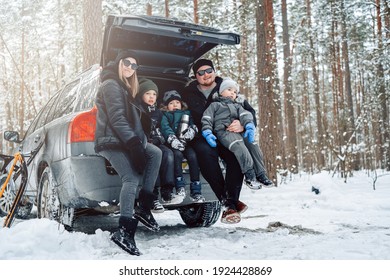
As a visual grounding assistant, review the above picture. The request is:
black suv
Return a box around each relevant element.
[1,15,240,228]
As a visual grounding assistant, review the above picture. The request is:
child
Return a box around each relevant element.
[160,90,205,203]
[136,79,184,209]
[201,78,272,189]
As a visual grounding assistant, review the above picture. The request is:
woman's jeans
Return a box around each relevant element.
[99,143,162,217]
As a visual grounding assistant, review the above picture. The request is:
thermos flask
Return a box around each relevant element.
[177,114,189,140]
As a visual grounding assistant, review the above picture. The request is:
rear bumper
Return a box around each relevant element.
[51,155,218,210]
[51,155,122,208]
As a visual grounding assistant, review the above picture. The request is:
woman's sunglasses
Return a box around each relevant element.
[123,59,139,70]
[197,67,214,76]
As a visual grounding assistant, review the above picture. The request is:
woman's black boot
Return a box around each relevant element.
[134,204,160,232]
[135,190,160,232]
[111,216,141,256]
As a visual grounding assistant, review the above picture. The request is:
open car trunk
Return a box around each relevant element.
[100,15,240,79]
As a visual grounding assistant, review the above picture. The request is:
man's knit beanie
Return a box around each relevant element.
[192,59,214,75]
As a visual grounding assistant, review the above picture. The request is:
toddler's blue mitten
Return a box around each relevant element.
[202,129,217,147]
[243,123,256,143]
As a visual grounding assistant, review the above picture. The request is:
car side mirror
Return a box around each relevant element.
[4,131,21,143]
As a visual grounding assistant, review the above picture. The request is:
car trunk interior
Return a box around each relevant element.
[139,75,189,105]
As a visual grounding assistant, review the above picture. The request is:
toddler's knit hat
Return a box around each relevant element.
[219,78,240,95]
[163,90,182,105]
[138,79,159,98]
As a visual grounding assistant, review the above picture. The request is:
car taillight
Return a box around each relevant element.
[68,106,97,143]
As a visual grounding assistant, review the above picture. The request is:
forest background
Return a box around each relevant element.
[0,0,389,185]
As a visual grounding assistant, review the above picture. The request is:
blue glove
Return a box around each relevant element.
[202,129,217,147]
[243,123,256,143]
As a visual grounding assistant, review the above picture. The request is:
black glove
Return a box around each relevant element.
[127,137,146,174]
[150,128,165,145]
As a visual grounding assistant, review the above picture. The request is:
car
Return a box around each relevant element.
[1,14,240,229]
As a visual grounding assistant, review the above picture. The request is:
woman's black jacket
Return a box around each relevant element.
[94,64,151,152]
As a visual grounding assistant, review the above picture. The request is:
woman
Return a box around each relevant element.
[94,50,162,255]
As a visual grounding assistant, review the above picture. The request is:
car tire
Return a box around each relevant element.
[37,167,75,230]
[37,167,61,221]
[178,201,222,228]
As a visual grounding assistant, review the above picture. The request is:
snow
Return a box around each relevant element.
[1,170,390,279]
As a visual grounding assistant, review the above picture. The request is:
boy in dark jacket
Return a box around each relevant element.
[136,79,183,207]
[160,90,205,202]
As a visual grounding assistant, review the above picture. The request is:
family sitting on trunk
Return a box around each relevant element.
[94,52,272,255]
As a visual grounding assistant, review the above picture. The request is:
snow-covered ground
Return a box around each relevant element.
[1,170,389,279]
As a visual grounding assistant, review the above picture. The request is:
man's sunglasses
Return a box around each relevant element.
[123,59,139,70]
[197,67,214,76]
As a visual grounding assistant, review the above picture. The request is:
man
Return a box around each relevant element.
[182,59,272,224]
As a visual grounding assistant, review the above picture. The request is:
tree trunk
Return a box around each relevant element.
[384,0,390,39]
[193,0,199,24]
[341,0,358,171]
[165,0,170,18]
[306,0,325,169]
[20,26,25,134]
[376,0,390,170]
[256,0,281,185]
[237,0,250,99]
[82,0,103,69]
[146,3,152,15]
[281,0,298,173]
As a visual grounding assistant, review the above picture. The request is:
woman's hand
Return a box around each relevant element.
[226,120,244,133]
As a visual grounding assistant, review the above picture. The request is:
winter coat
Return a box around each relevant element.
[160,109,194,140]
[94,62,151,152]
[201,96,254,134]
[182,76,257,135]
[139,102,166,145]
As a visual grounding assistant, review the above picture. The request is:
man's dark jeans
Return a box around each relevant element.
[191,137,243,209]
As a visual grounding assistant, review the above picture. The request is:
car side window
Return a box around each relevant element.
[24,94,58,138]
[74,72,100,112]
[45,79,80,123]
